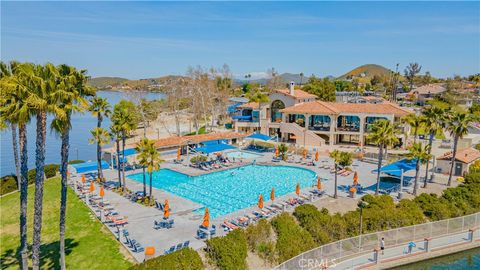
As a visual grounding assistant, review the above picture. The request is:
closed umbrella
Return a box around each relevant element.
[164,199,169,212]
[258,194,264,209]
[164,207,170,219]
[296,183,301,196]
[270,188,275,202]
[315,151,319,161]
[353,171,359,186]
[317,177,322,190]
[303,149,307,159]
[177,148,181,160]
[202,208,210,228]
[89,180,94,193]
[81,174,86,184]
[100,186,105,198]
[275,146,279,158]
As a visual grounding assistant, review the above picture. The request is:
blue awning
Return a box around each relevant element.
[232,115,252,120]
[70,160,109,174]
[246,133,273,141]
[378,158,417,177]
[118,148,136,156]
[201,139,228,145]
[195,143,236,154]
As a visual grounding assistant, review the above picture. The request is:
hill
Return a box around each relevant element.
[87,77,128,88]
[236,73,311,85]
[339,64,391,80]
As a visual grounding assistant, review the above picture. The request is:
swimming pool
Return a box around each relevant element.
[128,165,317,218]
[225,150,262,159]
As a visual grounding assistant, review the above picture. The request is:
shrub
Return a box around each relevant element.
[293,205,332,244]
[0,175,18,195]
[413,193,454,221]
[129,248,203,270]
[271,213,315,263]
[44,164,60,178]
[245,219,275,263]
[206,229,248,270]
[28,168,36,184]
[68,159,85,164]
[190,155,207,164]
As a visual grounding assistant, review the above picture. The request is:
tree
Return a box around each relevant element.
[299,72,304,85]
[88,97,111,180]
[266,67,286,90]
[163,77,188,136]
[50,64,94,269]
[446,112,476,186]
[136,138,162,198]
[109,123,123,188]
[421,106,446,187]
[135,138,150,196]
[88,127,112,179]
[367,120,399,195]
[402,113,424,143]
[404,63,422,94]
[246,90,269,132]
[329,150,342,199]
[406,142,431,195]
[278,143,288,160]
[302,76,335,101]
[0,61,32,270]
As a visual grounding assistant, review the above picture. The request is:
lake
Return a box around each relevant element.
[391,248,480,270]
[0,90,164,177]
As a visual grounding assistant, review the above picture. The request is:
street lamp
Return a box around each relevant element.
[358,200,369,251]
[156,128,160,140]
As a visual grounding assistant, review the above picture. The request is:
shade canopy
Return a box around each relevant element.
[118,148,137,157]
[195,143,236,154]
[70,160,109,174]
[246,133,273,141]
[377,159,417,178]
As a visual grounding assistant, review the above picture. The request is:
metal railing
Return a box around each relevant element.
[273,212,480,270]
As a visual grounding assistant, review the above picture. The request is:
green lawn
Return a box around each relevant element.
[0,178,133,270]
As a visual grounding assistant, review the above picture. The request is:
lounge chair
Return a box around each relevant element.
[165,246,176,254]
[310,189,326,197]
[183,241,190,248]
[176,243,183,250]
[223,220,238,231]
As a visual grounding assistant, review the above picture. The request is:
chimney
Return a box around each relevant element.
[289,81,295,95]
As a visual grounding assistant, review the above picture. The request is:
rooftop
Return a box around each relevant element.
[280,101,412,116]
[237,102,259,109]
[410,84,447,95]
[437,148,480,164]
[273,88,318,99]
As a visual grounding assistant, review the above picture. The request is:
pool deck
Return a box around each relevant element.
[71,151,422,262]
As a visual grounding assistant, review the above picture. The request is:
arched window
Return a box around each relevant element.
[271,100,286,122]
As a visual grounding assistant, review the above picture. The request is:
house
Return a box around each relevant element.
[436,148,480,176]
[232,82,412,148]
[408,84,447,105]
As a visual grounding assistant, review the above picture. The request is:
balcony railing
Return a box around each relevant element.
[308,125,331,132]
[336,126,360,132]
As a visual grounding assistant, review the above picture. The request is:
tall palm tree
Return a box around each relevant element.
[446,112,476,186]
[402,113,424,144]
[134,138,150,196]
[110,123,123,188]
[367,119,399,195]
[88,97,111,180]
[25,63,62,270]
[51,64,94,270]
[247,90,269,132]
[0,61,32,270]
[406,142,431,195]
[329,150,342,199]
[136,138,162,198]
[88,127,112,180]
[421,106,446,187]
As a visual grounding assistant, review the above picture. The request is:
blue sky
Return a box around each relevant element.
[2,1,479,79]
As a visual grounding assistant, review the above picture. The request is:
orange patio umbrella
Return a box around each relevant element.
[315,151,319,161]
[81,174,86,183]
[303,149,307,159]
[99,186,105,198]
[164,199,169,212]
[89,180,94,193]
[317,177,322,190]
[353,171,359,186]
[295,183,301,196]
[270,188,275,202]
[202,208,210,228]
[177,148,181,160]
[275,146,279,158]
[145,246,155,256]
[164,207,170,219]
[258,194,264,209]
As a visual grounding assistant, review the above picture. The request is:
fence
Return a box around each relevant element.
[274,212,480,270]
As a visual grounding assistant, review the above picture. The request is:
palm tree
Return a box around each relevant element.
[300,72,304,86]
[110,123,123,188]
[446,112,476,186]
[402,113,424,144]
[88,97,111,180]
[112,100,138,187]
[136,138,162,198]
[0,61,32,270]
[421,106,446,187]
[329,150,342,199]
[135,138,150,196]
[367,119,399,195]
[88,127,112,180]
[247,90,269,132]
[50,64,94,270]
[406,142,431,195]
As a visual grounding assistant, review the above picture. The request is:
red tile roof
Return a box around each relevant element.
[280,101,412,116]
[238,102,259,109]
[274,89,318,99]
[437,148,480,164]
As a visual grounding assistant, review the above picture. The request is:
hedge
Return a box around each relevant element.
[68,159,85,164]
[1,164,60,195]
[129,248,203,270]
[206,229,248,270]
[270,213,315,263]
[0,175,18,195]
[245,219,275,264]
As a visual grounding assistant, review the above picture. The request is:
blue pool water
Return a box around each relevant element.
[393,248,480,269]
[129,165,317,218]
[226,151,262,159]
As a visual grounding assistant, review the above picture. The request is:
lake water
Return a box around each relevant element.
[392,248,480,270]
[0,90,164,177]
